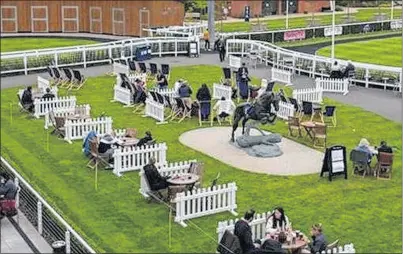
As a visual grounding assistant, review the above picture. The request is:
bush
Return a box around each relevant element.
[335,6,344,11]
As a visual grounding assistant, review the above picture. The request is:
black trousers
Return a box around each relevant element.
[204,40,210,50]
[219,50,226,62]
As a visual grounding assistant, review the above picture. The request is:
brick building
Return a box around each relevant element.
[224,0,330,18]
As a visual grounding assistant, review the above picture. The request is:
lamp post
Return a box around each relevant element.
[286,0,289,29]
[331,0,336,59]
[207,0,215,50]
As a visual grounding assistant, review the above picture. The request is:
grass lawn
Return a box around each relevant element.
[219,8,402,32]
[0,38,98,53]
[1,65,401,253]
[316,37,402,67]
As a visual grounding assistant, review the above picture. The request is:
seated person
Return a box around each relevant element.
[234,209,260,253]
[354,138,373,164]
[98,134,118,165]
[260,232,286,253]
[266,207,291,235]
[143,157,170,191]
[377,140,393,154]
[156,70,168,89]
[0,173,18,200]
[178,82,193,109]
[196,84,212,121]
[301,224,327,254]
[174,79,184,96]
[133,78,147,104]
[136,131,153,147]
[21,86,34,112]
[213,97,236,121]
[330,61,342,79]
[124,128,137,138]
[343,60,355,78]
[42,88,55,100]
[82,130,98,157]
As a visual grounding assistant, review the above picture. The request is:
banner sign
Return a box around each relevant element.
[361,24,375,33]
[283,30,306,41]
[324,26,342,37]
[391,20,402,30]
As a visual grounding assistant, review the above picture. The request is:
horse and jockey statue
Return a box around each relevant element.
[230,90,282,142]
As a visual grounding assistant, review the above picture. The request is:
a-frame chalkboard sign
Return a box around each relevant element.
[320,145,348,181]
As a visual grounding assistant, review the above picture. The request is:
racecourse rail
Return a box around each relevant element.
[1,157,96,254]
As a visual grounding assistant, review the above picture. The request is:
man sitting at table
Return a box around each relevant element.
[301,224,327,254]
[42,88,55,100]
[234,209,260,253]
[21,86,34,112]
[377,140,393,154]
[136,131,153,147]
[330,61,342,79]
[144,157,170,192]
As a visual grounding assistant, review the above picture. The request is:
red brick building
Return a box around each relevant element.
[225,0,330,18]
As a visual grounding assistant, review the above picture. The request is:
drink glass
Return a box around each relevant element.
[296,230,300,238]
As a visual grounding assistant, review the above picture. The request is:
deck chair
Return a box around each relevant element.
[70,70,86,90]
[161,64,170,81]
[128,59,137,74]
[52,68,63,86]
[375,152,393,180]
[188,162,204,189]
[301,101,313,119]
[325,239,339,253]
[288,116,302,137]
[54,116,66,138]
[198,101,212,126]
[350,149,371,177]
[138,62,148,74]
[312,123,327,148]
[61,68,74,88]
[155,92,165,105]
[323,106,337,127]
[149,91,158,102]
[221,67,233,86]
[86,138,110,170]
[217,230,242,254]
[47,67,58,85]
[163,95,176,120]
[149,63,158,77]
[211,100,235,126]
[17,94,32,114]
[171,98,191,123]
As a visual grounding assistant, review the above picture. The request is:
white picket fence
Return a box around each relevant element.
[33,96,77,118]
[138,160,196,198]
[37,76,59,94]
[64,117,113,144]
[44,104,91,129]
[271,67,292,86]
[143,99,166,124]
[213,83,232,100]
[112,85,132,106]
[315,78,349,95]
[113,62,129,76]
[174,182,238,227]
[152,88,177,100]
[112,143,168,177]
[319,244,356,254]
[292,88,323,103]
[272,101,295,120]
[229,55,241,69]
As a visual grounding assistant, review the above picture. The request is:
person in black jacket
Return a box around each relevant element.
[196,84,212,121]
[143,157,170,191]
[42,88,55,100]
[98,134,118,165]
[237,63,250,100]
[21,86,34,112]
[217,37,226,62]
[377,141,393,154]
[234,209,259,253]
[136,131,153,147]
[0,173,17,200]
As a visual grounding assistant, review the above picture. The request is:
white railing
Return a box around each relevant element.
[273,101,295,120]
[293,88,323,104]
[229,55,242,69]
[226,39,402,90]
[0,157,96,254]
[44,104,91,129]
[112,143,168,177]
[217,210,270,242]
[144,23,207,38]
[112,85,132,107]
[316,77,349,95]
[64,117,113,144]
[320,244,356,254]
[143,99,166,124]
[1,37,194,75]
[271,67,292,85]
[174,182,238,227]
[138,160,196,198]
[113,62,129,76]
[213,83,232,100]
[152,88,177,98]
[33,96,77,118]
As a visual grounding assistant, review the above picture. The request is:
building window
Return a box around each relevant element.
[31,6,48,32]
[89,7,102,34]
[112,8,125,35]
[1,6,17,32]
[62,6,79,32]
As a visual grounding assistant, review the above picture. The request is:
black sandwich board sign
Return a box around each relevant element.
[320,145,347,181]
[244,6,250,22]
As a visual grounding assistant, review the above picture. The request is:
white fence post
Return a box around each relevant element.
[292,88,323,104]
[213,83,232,100]
[33,96,77,118]
[37,201,43,235]
[143,99,167,124]
[272,101,295,120]
[271,67,292,86]
[111,85,133,107]
[65,230,71,254]
[315,77,349,95]
[64,117,113,144]
[44,104,91,129]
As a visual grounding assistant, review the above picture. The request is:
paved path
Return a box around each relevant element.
[1,52,400,122]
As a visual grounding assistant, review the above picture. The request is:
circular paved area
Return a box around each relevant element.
[179,127,324,176]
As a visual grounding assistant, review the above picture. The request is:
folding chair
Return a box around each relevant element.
[188,162,204,189]
[301,101,313,119]
[47,67,57,85]
[288,116,302,137]
[54,116,66,138]
[138,62,148,74]
[149,91,158,102]
[221,67,233,86]
[375,152,393,180]
[171,98,191,123]
[52,68,63,86]
[155,92,165,105]
[61,68,74,88]
[350,149,371,178]
[149,63,158,77]
[323,106,337,127]
[312,123,327,148]
[161,64,170,81]
[211,100,235,126]
[143,171,167,203]
[16,94,32,114]
[128,59,137,74]
[86,138,110,170]
[163,95,176,120]
[198,100,212,126]
[70,70,86,90]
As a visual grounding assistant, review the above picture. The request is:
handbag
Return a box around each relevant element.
[0,199,17,217]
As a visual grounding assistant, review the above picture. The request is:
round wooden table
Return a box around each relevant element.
[167,173,199,186]
[282,239,307,253]
[118,138,138,146]
[66,115,91,121]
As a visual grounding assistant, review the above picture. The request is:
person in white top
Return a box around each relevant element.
[174,79,184,96]
[265,207,291,234]
[213,97,236,120]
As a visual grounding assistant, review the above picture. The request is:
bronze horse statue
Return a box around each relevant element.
[231,92,281,142]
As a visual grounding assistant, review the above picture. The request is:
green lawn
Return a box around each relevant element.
[0,38,98,53]
[1,66,401,253]
[316,37,402,66]
[219,8,402,32]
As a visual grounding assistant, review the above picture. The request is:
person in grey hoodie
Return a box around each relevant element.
[0,173,17,200]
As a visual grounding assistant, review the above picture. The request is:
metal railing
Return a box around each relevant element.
[226,39,402,91]
[0,157,96,254]
[0,37,196,76]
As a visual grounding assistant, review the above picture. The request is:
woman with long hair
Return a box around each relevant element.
[265,207,290,234]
